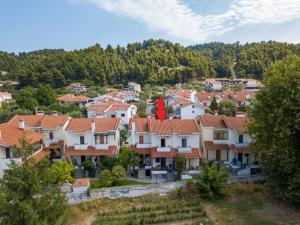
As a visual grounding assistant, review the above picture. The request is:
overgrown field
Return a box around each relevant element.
[68,184,300,225]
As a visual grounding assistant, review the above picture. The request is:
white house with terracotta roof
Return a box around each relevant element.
[66,83,87,93]
[57,94,92,108]
[0,123,44,178]
[204,78,261,91]
[198,115,256,168]
[64,118,121,165]
[94,90,139,104]
[8,115,71,160]
[87,103,137,124]
[129,118,201,179]
[128,82,141,92]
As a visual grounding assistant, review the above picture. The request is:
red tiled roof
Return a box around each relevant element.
[196,92,220,101]
[73,178,90,187]
[87,104,110,115]
[31,149,51,161]
[230,145,252,153]
[105,103,132,112]
[8,115,70,129]
[66,118,120,133]
[0,123,43,147]
[130,118,200,135]
[203,141,231,150]
[199,115,227,129]
[225,91,256,102]
[223,117,249,133]
[57,94,91,103]
[64,145,117,156]
[131,145,152,155]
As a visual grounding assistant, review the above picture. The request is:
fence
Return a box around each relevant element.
[226,175,265,184]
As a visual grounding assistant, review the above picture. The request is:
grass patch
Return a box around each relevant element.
[90,179,146,189]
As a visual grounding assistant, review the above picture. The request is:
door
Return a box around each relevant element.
[216,150,221,161]
[161,138,166,147]
[238,153,243,165]
[81,156,86,163]
[99,135,105,144]
[139,136,144,144]
[161,158,166,168]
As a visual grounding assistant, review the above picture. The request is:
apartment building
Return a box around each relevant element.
[198,115,256,167]
[0,123,44,178]
[129,118,201,179]
[8,115,71,160]
[64,118,121,165]
[87,103,137,124]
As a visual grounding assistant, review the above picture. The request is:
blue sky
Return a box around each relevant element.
[1,0,300,53]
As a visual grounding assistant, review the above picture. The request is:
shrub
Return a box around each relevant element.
[81,160,95,177]
[99,169,113,187]
[197,162,229,200]
[112,165,126,185]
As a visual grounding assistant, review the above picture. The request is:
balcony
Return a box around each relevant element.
[213,139,230,145]
[234,143,249,147]
[74,144,89,150]
[136,143,151,148]
[178,146,192,152]
[157,147,171,152]
[44,138,60,146]
[94,144,109,149]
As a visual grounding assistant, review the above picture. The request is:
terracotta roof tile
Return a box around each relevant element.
[8,115,70,129]
[64,145,117,156]
[66,118,120,133]
[177,148,201,158]
[73,178,90,187]
[203,141,231,150]
[151,147,177,158]
[171,119,200,135]
[223,117,249,133]
[0,123,43,147]
[199,115,227,129]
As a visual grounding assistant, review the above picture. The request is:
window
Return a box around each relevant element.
[182,138,187,147]
[239,135,244,143]
[99,135,105,144]
[192,111,194,113]
[49,132,54,140]
[80,136,85,144]
[213,131,229,140]
[155,158,160,163]
[111,114,116,118]
[161,138,166,147]
[121,113,126,117]
[5,148,10,158]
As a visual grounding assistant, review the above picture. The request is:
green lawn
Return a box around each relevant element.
[90,179,147,189]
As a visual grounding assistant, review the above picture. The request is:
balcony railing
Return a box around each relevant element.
[74,144,89,150]
[213,139,230,144]
[157,147,171,152]
[94,144,109,149]
[178,147,192,152]
[44,138,60,146]
[234,143,249,147]
[136,143,151,148]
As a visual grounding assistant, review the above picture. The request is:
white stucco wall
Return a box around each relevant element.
[180,105,205,119]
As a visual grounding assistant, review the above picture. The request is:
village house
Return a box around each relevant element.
[0,123,44,178]
[94,90,139,104]
[57,94,93,108]
[204,78,261,91]
[63,118,121,165]
[0,92,12,107]
[198,115,257,168]
[129,118,201,180]
[87,103,137,125]
[66,82,87,93]
[168,98,205,119]
[8,115,71,160]
[128,82,141,92]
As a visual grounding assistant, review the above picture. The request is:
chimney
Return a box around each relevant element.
[91,120,96,133]
[19,119,25,129]
[131,121,136,145]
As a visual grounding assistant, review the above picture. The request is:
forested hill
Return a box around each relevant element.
[0,39,299,88]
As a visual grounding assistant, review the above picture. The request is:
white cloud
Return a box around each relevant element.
[78,0,300,42]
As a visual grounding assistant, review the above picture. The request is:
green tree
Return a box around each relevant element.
[0,138,67,225]
[112,165,126,185]
[13,87,38,110]
[175,155,185,179]
[99,169,113,187]
[99,157,119,170]
[82,160,96,177]
[218,100,236,116]
[197,162,229,200]
[35,84,56,106]
[120,125,129,146]
[49,160,74,185]
[248,56,300,206]
[209,96,218,112]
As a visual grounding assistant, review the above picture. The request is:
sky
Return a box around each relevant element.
[1,0,300,53]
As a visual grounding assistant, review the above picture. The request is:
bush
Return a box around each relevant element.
[82,160,96,177]
[99,169,113,187]
[197,162,229,200]
[99,157,119,170]
[112,165,126,185]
